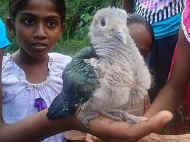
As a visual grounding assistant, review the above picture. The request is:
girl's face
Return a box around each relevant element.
[128,23,152,57]
[13,0,63,59]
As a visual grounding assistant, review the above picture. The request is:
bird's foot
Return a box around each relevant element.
[78,111,100,128]
[122,111,147,123]
[100,110,125,121]
[100,109,147,124]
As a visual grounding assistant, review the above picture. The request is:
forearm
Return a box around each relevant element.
[145,84,181,118]
[0,109,85,142]
[145,36,190,118]
[87,112,172,142]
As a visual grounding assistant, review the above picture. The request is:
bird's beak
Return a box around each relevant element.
[115,32,126,44]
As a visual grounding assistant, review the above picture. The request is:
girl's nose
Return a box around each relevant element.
[33,23,47,39]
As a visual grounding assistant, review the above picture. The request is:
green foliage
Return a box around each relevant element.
[64,0,112,39]
[0,0,8,18]
[0,0,125,55]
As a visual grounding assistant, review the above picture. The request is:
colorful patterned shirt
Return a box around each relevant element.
[135,0,184,39]
[136,0,184,24]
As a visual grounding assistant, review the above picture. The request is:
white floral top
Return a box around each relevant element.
[2,52,72,142]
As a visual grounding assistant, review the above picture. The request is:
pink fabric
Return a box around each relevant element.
[182,0,190,43]
[183,0,190,116]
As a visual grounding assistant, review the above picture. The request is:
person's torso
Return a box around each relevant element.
[2,52,72,142]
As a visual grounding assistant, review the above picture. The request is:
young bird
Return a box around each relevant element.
[47,7,151,126]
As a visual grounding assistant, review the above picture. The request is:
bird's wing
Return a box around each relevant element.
[47,47,99,119]
[63,58,98,96]
[63,46,99,95]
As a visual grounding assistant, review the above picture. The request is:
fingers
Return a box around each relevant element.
[63,130,86,141]
[88,111,173,142]
[85,133,103,142]
[63,130,103,142]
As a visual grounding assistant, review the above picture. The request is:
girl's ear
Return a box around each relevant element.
[6,17,15,35]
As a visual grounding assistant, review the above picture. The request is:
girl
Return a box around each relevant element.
[2,0,71,141]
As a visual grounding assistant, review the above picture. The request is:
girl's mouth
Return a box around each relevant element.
[31,43,48,50]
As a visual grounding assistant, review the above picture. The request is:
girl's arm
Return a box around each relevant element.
[145,28,190,118]
[0,109,86,142]
[0,109,172,142]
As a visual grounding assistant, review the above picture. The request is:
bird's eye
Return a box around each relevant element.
[100,17,106,27]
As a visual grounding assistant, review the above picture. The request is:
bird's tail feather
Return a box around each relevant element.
[47,93,72,120]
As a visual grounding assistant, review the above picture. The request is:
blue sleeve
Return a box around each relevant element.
[0,18,10,48]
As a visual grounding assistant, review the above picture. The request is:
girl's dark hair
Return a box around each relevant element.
[127,13,154,40]
[9,0,66,23]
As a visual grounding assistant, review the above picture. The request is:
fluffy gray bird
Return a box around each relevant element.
[48,7,151,126]
[76,7,151,125]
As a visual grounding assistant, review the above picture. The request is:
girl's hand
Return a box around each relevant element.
[63,131,102,142]
[87,111,173,142]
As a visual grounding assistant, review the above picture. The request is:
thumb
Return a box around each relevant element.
[126,111,173,141]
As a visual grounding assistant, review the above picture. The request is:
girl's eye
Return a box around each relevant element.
[22,17,35,26]
[47,20,59,29]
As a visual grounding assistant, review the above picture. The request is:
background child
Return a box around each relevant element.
[2,0,71,141]
[127,13,153,61]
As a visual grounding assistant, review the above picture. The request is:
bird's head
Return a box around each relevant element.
[89,7,129,45]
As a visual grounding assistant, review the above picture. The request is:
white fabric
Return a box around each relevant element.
[2,52,72,142]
